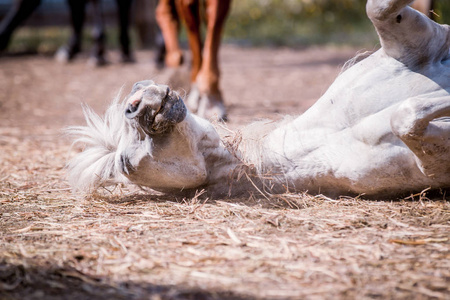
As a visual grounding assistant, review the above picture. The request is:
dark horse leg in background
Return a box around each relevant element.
[56,0,134,65]
[55,0,88,62]
[89,0,107,65]
[116,0,134,63]
[0,0,42,52]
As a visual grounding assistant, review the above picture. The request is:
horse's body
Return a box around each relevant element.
[155,0,231,120]
[68,0,450,199]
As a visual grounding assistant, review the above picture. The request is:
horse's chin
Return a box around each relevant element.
[140,119,174,136]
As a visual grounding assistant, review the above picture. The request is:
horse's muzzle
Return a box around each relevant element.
[124,83,187,135]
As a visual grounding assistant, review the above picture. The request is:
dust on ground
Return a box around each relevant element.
[0,46,449,299]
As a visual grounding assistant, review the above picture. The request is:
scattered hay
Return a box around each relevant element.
[1,126,449,299]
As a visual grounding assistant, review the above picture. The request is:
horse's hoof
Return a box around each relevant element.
[186,84,200,113]
[165,50,184,68]
[88,55,109,67]
[197,94,227,122]
[120,53,136,64]
[54,45,80,63]
[186,86,227,121]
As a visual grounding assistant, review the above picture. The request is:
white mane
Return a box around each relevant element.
[66,95,132,192]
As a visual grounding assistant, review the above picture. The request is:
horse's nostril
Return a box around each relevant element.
[128,103,138,113]
[125,102,140,119]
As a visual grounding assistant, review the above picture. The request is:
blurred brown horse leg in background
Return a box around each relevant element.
[156,0,231,121]
[411,0,435,19]
[155,0,183,68]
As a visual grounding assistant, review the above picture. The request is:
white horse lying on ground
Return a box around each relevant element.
[68,0,450,199]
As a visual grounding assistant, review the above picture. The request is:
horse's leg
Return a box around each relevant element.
[154,29,166,69]
[391,96,450,182]
[176,0,202,83]
[67,0,86,55]
[0,0,41,51]
[367,0,449,67]
[156,0,183,67]
[175,0,202,113]
[195,0,231,121]
[116,0,134,63]
[55,0,87,62]
[89,0,108,66]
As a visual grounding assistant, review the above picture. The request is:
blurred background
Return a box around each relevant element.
[1,0,449,56]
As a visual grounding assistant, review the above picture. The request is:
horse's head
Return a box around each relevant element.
[125,80,187,135]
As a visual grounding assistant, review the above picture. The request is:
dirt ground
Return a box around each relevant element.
[0,46,449,299]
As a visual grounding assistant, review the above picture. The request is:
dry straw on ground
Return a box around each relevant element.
[0,48,449,299]
[1,125,449,300]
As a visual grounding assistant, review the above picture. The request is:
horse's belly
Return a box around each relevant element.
[273,124,431,197]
